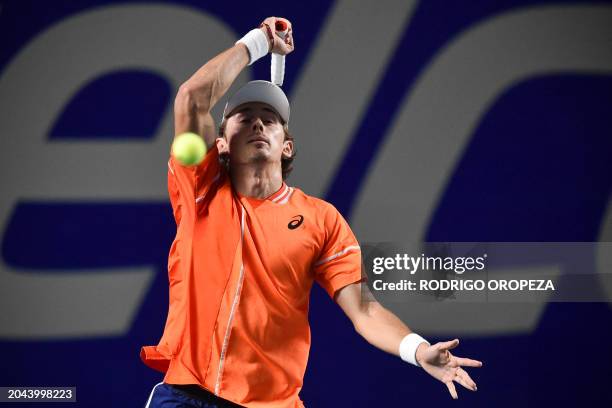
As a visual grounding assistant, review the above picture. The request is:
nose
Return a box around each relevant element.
[251,118,264,133]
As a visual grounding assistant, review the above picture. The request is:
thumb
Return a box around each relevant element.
[437,338,460,351]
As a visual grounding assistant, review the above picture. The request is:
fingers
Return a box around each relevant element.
[281,29,294,49]
[454,356,483,368]
[275,39,293,54]
[445,381,458,400]
[455,368,478,391]
[285,28,294,47]
[453,375,473,392]
[437,338,460,351]
[446,367,478,399]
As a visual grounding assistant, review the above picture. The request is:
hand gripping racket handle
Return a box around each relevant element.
[271,20,288,86]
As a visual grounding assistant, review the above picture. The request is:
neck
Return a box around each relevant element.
[230,162,283,199]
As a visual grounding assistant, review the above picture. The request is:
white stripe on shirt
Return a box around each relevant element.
[277,187,294,205]
[272,185,290,203]
[315,245,361,266]
[167,160,175,175]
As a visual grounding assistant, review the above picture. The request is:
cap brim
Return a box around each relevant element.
[223,80,290,124]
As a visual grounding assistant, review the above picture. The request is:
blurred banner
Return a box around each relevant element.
[0,1,611,407]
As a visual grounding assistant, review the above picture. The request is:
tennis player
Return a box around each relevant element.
[142,17,482,407]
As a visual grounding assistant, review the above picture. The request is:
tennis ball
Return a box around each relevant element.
[172,132,207,166]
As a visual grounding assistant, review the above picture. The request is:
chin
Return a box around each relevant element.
[250,150,271,162]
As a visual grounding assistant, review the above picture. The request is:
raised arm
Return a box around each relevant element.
[336,282,483,399]
[174,46,248,148]
[174,17,294,148]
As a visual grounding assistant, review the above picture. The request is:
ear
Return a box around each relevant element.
[216,136,229,154]
[282,139,294,159]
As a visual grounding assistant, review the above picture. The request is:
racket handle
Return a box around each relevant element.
[271,54,285,86]
[271,20,288,86]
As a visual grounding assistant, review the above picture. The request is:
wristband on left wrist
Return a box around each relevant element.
[399,333,430,367]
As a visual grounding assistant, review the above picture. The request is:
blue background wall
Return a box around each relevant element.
[1,1,611,406]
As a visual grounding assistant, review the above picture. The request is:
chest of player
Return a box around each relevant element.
[243,204,321,260]
[240,201,323,284]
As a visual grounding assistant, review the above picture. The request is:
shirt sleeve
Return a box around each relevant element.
[167,144,223,225]
[313,204,364,299]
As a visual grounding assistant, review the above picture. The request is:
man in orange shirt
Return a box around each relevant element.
[142,17,482,408]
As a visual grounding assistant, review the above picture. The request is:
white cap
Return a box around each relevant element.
[222,80,290,124]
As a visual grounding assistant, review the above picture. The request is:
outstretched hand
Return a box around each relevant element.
[416,339,483,399]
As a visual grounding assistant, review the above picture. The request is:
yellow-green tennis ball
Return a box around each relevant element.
[172,132,207,166]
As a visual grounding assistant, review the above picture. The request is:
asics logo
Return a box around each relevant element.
[288,215,304,230]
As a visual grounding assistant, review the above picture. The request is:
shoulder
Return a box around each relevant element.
[288,188,345,226]
[289,188,336,212]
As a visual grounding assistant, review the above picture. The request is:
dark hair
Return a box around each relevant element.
[217,119,296,180]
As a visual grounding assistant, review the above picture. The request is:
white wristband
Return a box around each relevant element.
[236,29,270,65]
[399,333,430,367]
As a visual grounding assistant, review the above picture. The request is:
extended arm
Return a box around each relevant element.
[336,282,483,399]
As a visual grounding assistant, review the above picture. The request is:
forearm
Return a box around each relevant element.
[174,43,250,145]
[353,302,411,356]
[178,44,249,114]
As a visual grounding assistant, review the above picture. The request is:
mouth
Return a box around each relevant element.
[248,136,269,145]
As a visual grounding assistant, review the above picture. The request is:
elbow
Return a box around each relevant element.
[351,302,379,336]
[353,319,366,338]
[352,316,376,347]
[357,301,387,328]
[175,83,198,115]
[174,83,212,116]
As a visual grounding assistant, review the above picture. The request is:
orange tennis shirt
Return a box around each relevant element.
[141,146,362,407]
